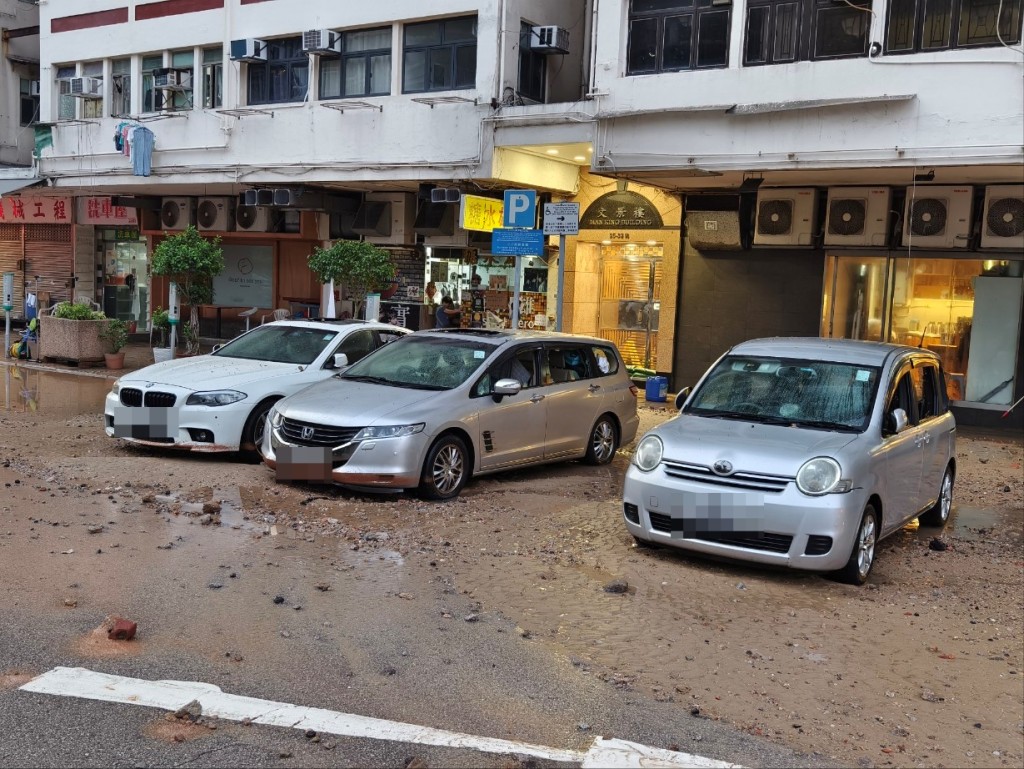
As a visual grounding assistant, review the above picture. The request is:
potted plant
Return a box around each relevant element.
[38,300,109,365]
[308,240,395,320]
[151,307,173,363]
[152,226,224,356]
[101,318,130,370]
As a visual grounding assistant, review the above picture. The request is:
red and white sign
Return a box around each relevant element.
[0,195,73,224]
[76,197,139,225]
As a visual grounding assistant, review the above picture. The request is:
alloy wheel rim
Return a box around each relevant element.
[939,474,953,522]
[858,516,876,578]
[433,445,464,494]
[593,422,615,461]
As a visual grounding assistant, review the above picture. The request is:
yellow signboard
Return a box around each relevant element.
[459,195,504,233]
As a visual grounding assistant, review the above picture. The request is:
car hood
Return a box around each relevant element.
[119,356,306,391]
[653,414,860,475]
[277,379,441,425]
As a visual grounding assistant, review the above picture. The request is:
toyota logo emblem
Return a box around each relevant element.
[300,426,315,441]
[712,460,733,475]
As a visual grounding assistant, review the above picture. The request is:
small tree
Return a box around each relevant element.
[152,226,224,354]
[308,240,395,319]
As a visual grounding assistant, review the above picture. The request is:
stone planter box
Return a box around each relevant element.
[39,315,109,365]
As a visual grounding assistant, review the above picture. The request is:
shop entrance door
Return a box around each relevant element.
[599,246,663,370]
[822,255,891,342]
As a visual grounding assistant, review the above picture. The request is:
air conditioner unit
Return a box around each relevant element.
[160,198,194,231]
[531,25,570,54]
[685,211,742,251]
[229,38,267,62]
[980,184,1024,250]
[824,187,892,247]
[754,188,819,247]
[302,29,342,55]
[430,187,461,204]
[196,197,235,232]
[903,185,973,249]
[29,80,40,97]
[355,192,415,245]
[236,206,272,232]
[415,201,456,237]
[153,68,192,91]
[69,76,103,98]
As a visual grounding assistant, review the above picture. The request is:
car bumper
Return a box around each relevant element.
[622,464,868,572]
[104,391,251,452]
[263,426,428,490]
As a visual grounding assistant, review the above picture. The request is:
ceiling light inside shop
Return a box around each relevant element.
[573,155,587,162]
[546,149,559,155]
[601,239,612,245]
[646,240,658,246]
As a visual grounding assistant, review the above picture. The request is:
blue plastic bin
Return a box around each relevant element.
[645,375,668,402]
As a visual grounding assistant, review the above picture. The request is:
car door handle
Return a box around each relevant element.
[921,433,931,444]
[588,384,601,393]
[530,394,545,403]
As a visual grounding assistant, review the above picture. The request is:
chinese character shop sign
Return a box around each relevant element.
[76,197,139,226]
[579,190,664,229]
[0,195,73,224]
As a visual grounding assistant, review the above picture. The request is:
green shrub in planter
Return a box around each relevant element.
[52,301,106,321]
[101,318,131,353]
[40,302,110,363]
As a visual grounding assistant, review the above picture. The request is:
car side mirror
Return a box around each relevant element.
[331,352,349,369]
[212,343,223,353]
[492,377,522,401]
[674,386,691,411]
[890,407,909,434]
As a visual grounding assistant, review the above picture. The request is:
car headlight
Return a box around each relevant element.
[632,435,663,472]
[796,457,850,495]
[353,423,425,440]
[270,407,284,428]
[110,380,121,396]
[185,390,247,407]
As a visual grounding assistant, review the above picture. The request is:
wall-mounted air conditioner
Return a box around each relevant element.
[824,187,891,247]
[229,38,267,62]
[29,81,40,97]
[980,184,1024,250]
[355,192,415,245]
[754,188,819,247]
[69,77,103,98]
[302,29,341,55]
[236,206,273,232]
[430,188,461,204]
[530,25,569,54]
[154,68,192,91]
[160,198,194,231]
[197,197,235,232]
[902,185,973,249]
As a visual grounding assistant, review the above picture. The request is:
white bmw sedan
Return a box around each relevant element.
[104,319,407,455]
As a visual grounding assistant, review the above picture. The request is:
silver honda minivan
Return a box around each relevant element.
[263,329,639,499]
[623,338,956,584]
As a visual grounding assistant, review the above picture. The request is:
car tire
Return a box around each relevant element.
[834,504,878,585]
[632,535,659,549]
[584,415,618,465]
[241,397,278,460]
[919,466,954,527]
[418,435,469,501]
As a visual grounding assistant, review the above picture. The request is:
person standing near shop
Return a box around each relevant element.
[435,296,460,328]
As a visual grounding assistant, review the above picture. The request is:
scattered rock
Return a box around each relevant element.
[273,595,285,604]
[208,582,223,590]
[202,501,221,515]
[603,579,629,594]
[86,524,104,534]
[198,514,213,526]
[315,583,331,592]
[107,618,137,641]
[172,699,203,722]
[929,538,948,551]
[463,613,480,622]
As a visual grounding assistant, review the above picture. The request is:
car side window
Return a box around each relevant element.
[591,345,619,376]
[884,370,918,433]
[330,329,376,366]
[918,363,947,419]
[544,346,590,384]
[473,347,536,396]
[378,330,405,345]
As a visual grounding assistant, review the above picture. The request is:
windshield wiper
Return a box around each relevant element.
[342,374,394,386]
[791,418,860,433]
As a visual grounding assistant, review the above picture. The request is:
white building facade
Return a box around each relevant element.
[0,0,39,169]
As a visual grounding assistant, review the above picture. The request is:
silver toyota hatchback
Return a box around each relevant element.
[262,329,640,499]
[623,338,956,584]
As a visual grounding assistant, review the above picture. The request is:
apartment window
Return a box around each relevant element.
[167,50,194,111]
[321,27,391,98]
[626,0,730,74]
[403,16,477,93]
[249,36,308,105]
[81,61,103,119]
[518,21,547,102]
[886,0,1022,52]
[110,58,131,116]
[142,55,165,112]
[744,0,871,65]
[55,65,75,120]
[19,78,39,125]
[202,47,223,108]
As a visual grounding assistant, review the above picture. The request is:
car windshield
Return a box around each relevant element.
[341,335,496,390]
[212,326,337,365]
[684,355,880,432]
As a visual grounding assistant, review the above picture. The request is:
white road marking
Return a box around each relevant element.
[21,667,741,768]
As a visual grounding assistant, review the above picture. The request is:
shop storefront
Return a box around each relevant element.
[0,195,74,320]
[78,198,148,331]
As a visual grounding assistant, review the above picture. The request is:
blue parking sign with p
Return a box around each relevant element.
[503,189,537,229]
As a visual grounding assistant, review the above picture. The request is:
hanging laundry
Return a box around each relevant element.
[131,125,155,177]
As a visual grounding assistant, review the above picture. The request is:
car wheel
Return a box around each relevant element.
[584,415,618,465]
[835,504,878,585]
[418,435,469,500]
[920,466,954,527]
[241,398,278,459]
[632,536,659,549]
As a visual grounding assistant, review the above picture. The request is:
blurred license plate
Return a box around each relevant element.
[276,446,333,482]
[674,491,764,536]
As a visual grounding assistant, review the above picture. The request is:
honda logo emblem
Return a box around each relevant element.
[300,426,315,441]
[712,460,733,476]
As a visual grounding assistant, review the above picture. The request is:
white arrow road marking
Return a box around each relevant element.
[21,667,741,768]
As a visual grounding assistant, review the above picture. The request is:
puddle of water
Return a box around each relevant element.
[948,504,1023,544]
[1,366,110,416]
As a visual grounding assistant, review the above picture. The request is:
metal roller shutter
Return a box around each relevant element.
[24,224,74,311]
[0,224,25,318]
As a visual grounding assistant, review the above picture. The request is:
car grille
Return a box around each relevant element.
[662,460,791,493]
[120,388,177,408]
[279,418,361,448]
[649,511,793,554]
